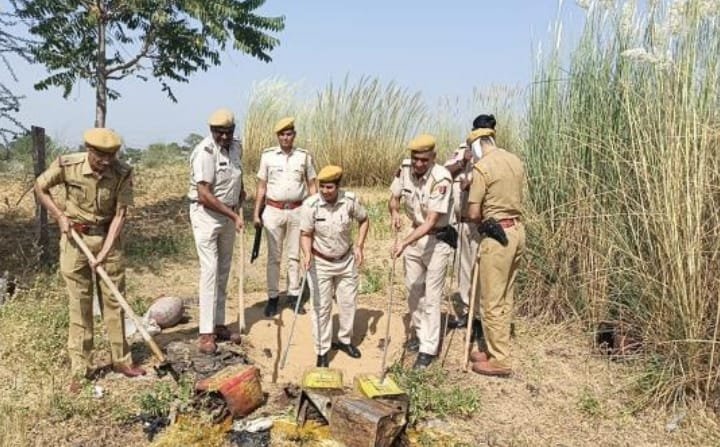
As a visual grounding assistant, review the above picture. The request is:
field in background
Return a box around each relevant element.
[1,165,719,446]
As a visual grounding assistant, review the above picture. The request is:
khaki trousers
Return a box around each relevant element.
[404,235,454,355]
[457,221,480,308]
[190,204,236,334]
[60,233,130,377]
[308,254,358,355]
[473,223,525,368]
[262,205,302,297]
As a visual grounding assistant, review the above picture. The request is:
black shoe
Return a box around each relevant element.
[333,342,361,358]
[287,295,306,315]
[404,338,420,352]
[264,297,279,317]
[316,353,329,367]
[413,353,435,370]
[447,312,469,330]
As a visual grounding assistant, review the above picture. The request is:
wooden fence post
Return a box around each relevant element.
[32,126,49,264]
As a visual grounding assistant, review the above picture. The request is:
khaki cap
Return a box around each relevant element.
[208,108,235,127]
[466,128,495,146]
[407,134,436,153]
[274,116,295,133]
[317,165,343,183]
[83,128,122,153]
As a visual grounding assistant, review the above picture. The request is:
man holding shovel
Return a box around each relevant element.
[188,108,245,354]
[389,134,455,369]
[35,127,145,389]
[299,165,369,367]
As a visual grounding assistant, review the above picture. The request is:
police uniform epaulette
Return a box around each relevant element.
[401,159,411,167]
[59,152,85,166]
[203,145,214,154]
[295,147,307,153]
[262,146,277,153]
[343,191,356,200]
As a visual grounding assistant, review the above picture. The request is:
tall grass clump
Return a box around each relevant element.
[309,75,428,185]
[525,0,720,406]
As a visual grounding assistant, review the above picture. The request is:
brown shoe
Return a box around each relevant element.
[112,363,147,378]
[198,333,217,354]
[469,351,489,363]
[471,359,512,377]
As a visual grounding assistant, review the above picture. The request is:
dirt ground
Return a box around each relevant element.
[2,166,720,446]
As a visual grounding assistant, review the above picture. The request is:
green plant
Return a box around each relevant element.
[389,363,480,425]
[360,266,384,295]
[577,387,602,417]
[137,377,193,418]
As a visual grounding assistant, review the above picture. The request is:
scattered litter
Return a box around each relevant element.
[165,340,250,379]
[666,410,686,432]
[125,315,162,339]
[92,385,104,399]
[133,413,169,442]
[233,416,273,433]
[228,430,270,447]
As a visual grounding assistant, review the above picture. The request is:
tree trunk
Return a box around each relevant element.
[94,4,107,128]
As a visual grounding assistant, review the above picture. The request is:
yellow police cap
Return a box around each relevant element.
[208,108,235,127]
[407,134,436,153]
[317,165,343,183]
[466,128,495,145]
[83,128,122,153]
[274,116,295,133]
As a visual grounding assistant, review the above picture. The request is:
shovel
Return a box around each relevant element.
[69,229,179,380]
[279,271,308,370]
[355,230,403,399]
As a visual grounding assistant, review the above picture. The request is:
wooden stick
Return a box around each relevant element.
[70,229,167,363]
[280,271,307,370]
[380,230,399,381]
[237,229,246,334]
[463,262,479,372]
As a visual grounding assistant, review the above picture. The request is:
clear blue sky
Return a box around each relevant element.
[1,1,586,148]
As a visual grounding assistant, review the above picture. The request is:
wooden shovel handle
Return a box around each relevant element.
[69,229,167,363]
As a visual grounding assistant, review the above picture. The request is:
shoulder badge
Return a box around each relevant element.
[401,158,411,167]
[59,152,85,166]
[203,145,214,154]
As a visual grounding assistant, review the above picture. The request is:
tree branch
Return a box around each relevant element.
[105,31,153,76]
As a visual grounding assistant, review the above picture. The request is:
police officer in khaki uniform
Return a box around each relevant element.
[466,115,525,377]
[35,128,145,387]
[390,134,454,369]
[300,165,370,367]
[188,108,244,354]
[443,142,482,334]
[253,117,317,317]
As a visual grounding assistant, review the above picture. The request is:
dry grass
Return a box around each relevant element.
[1,167,720,445]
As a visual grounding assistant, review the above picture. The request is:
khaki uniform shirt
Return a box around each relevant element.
[36,152,133,225]
[390,161,453,228]
[468,147,524,219]
[256,147,316,202]
[300,191,368,258]
[188,136,243,206]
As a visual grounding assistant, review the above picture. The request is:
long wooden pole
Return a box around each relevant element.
[70,229,167,363]
[237,230,246,334]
